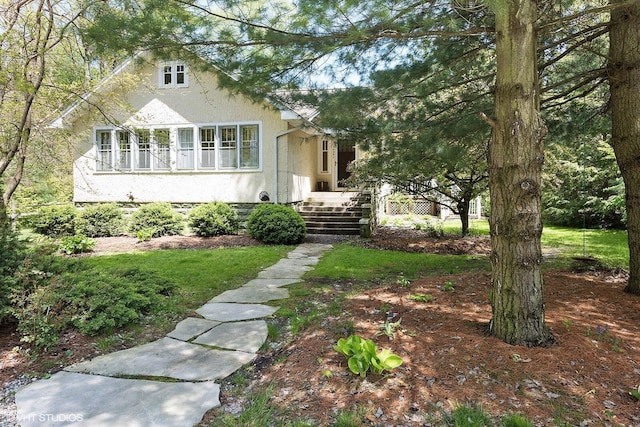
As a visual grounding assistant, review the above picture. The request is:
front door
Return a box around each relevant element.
[337,141,356,187]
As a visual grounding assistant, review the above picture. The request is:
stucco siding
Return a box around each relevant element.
[70,58,315,205]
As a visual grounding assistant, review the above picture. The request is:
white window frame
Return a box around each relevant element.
[219,126,238,169]
[153,128,172,170]
[158,61,189,88]
[92,123,261,173]
[135,129,152,170]
[199,127,217,169]
[95,130,113,171]
[177,127,195,170]
[319,139,330,174]
[240,125,259,169]
[116,130,132,171]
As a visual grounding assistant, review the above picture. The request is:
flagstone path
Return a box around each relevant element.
[14,243,333,426]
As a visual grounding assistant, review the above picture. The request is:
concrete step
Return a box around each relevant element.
[306,227,360,235]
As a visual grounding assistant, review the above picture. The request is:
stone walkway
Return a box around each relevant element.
[14,243,333,426]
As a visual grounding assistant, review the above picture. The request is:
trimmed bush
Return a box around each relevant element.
[188,202,240,237]
[129,203,184,238]
[31,204,78,237]
[75,203,124,237]
[246,204,306,244]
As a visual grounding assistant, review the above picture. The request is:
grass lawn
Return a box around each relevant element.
[80,245,291,314]
[443,219,629,269]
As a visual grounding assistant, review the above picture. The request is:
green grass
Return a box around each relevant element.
[441,219,629,269]
[80,246,291,315]
[542,226,628,269]
[307,244,490,282]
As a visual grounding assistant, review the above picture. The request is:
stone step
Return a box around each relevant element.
[306,227,360,235]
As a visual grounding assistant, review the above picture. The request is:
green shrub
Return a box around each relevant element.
[0,222,26,323]
[75,203,124,237]
[58,267,176,336]
[245,204,306,244]
[129,203,183,238]
[188,202,240,237]
[12,264,177,348]
[60,234,96,255]
[31,204,78,237]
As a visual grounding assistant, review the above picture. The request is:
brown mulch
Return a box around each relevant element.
[2,229,640,426]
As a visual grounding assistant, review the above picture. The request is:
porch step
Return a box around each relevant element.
[298,192,370,236]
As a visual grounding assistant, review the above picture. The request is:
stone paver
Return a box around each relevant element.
[15,242,334,426]
[196,302,278,322]
[15,371,220,427]
[65,337,255,381]
[193,320,267,353]
[166,317,220,341]
[210,287,289,303]
[243,278,300,288]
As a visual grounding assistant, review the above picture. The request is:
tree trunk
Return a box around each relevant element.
[458,198,470,236]
[608,0,640,295]
[488,0,553,346]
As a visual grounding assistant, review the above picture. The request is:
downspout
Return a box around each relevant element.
[274,126,303,204]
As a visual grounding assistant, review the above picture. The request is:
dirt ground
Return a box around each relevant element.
[2,229,640,426]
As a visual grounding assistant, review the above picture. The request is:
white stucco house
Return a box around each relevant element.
[52,55,371,235]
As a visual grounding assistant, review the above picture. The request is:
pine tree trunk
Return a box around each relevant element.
[608,0,640,295]
[458,199,470,236]
[488,0,552,346]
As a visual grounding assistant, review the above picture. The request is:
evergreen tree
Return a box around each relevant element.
[608,0,640,295]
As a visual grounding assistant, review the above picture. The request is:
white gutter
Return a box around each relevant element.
[274,126,303,204]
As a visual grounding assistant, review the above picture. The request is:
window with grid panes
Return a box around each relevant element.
[154,129,171,169]
[177,128,194,169]
[200,127,216,168]
[96,130,112,171]
[219,126,237,168]
[136,129,151,170]
[240,125,259,168]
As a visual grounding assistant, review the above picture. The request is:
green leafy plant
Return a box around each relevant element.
[75,203,124,237]
[629,385,640,401]
[442,280,455,291]
[136,228,155,242]
[333,334,402,377]
[246,203,306,244]
[187,202,240,237]
[59,234,96,254]
[396,274,411,287]
[31,204,78,237]
[129,203,183,238]
[409,293,433,303]
[376,319,402,339]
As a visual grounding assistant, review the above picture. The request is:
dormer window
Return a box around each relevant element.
[159,61,188,88]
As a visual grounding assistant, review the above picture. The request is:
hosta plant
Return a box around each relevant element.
[333,334,403,377]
